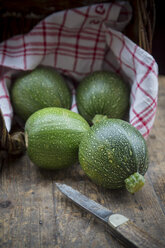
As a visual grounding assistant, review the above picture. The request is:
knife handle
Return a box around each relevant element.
[108,214,164,248]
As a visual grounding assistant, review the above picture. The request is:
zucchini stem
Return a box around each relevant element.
[92,114,108,125]
[124,172,145,194]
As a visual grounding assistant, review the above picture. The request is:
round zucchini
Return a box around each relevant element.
[79,119,148,193]
[25,107,90,170]
[11,66,72,121]
[76,71,129,124]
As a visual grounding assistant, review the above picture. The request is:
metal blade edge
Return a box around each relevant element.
[56,183,113,223]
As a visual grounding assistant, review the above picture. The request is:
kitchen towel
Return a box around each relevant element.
[0,1,158,138]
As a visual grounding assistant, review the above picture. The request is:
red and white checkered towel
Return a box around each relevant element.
[0,2,158,138]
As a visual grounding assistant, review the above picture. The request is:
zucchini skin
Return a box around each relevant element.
[79,119,148,189]
[76,71,130,124]
[25,107,90,170]
[11,66,72,121]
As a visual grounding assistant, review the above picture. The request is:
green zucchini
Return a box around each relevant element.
[11,66,72,121]
[79,119,148,193]
[25,107,90,170]
[76,71,129,124]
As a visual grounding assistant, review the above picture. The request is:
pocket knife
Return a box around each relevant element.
[56,183,164,248]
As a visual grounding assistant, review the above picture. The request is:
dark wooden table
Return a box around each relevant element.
[0,77,165,248]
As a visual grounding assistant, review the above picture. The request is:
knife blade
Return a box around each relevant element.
[56,183,164,248]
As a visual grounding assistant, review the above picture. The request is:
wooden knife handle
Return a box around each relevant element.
[108,214,164,248]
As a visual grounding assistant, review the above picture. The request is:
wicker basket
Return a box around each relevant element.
[0,0,156,162]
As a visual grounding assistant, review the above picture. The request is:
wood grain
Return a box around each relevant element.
[0,76,165,248]
[115,220,164,248]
